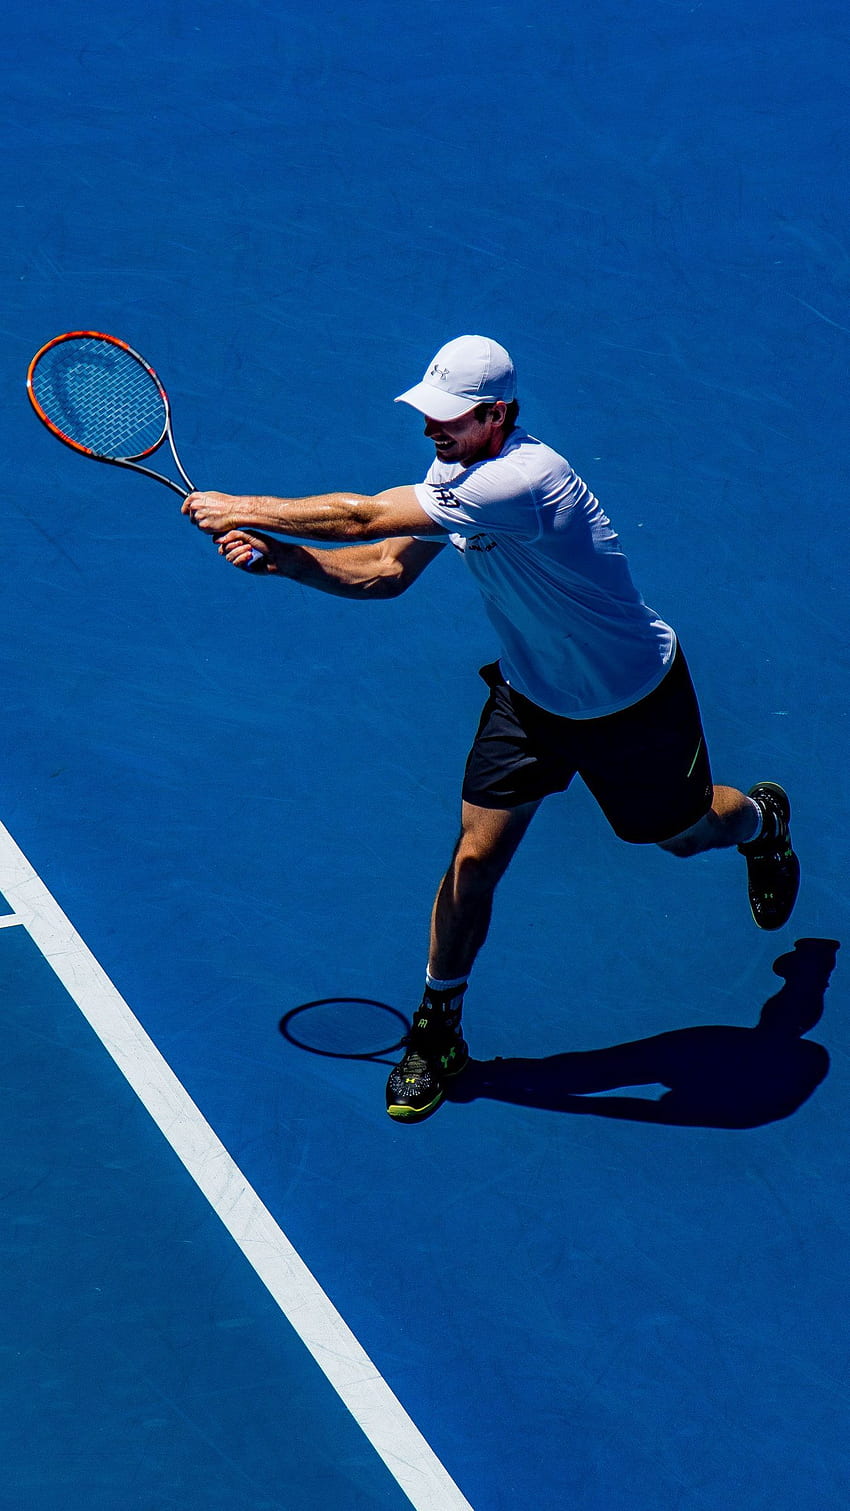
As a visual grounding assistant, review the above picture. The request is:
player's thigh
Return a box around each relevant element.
[461,663,578,809]
[578,650,713,845]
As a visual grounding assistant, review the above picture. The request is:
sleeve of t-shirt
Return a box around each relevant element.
[413,455,538,540]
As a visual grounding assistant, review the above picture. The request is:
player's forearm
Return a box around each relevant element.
[271,541,404,598]
[184,486,433,545]
[228,492,382,542]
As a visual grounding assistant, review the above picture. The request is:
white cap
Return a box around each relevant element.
[395,334,517,421]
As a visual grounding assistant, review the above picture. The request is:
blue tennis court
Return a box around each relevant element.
[2,2,848,1506]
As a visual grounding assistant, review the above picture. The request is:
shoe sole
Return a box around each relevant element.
[386,1090,446,1123]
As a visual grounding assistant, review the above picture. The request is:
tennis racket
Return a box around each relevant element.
[26,331,262,564]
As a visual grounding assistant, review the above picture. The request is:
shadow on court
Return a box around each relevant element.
[446,939,839,1129]
[279,941,839,1130]
[279,998,407,1063]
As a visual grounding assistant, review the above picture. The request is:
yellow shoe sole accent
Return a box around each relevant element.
[386,1089,445,1122]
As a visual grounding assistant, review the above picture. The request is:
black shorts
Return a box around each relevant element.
[461,647,714,844]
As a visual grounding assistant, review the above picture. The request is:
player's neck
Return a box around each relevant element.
[463,421,515,467]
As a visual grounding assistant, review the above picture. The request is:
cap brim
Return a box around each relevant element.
[394,382,478,421]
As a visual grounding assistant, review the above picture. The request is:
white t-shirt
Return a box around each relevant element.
[414,427,676,718]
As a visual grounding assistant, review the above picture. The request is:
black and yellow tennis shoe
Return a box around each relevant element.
[739,781,800,930]
[386,994,468,1122]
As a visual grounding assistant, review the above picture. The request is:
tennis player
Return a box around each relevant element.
[184,335,800,1123]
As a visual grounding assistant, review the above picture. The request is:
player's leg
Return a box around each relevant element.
[386,800,539,1124]
[657,784,760,854]
[580,648,800,930]
[659,782,800,930]
[386,662,574,1123]
[428,798,540,981]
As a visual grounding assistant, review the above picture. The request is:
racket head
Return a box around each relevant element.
[27,331,171,463]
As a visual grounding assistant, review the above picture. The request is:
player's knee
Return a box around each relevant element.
[658,832,700,858]
[658,809,717,857]
[453,844,500,887]
[450,835,509,896]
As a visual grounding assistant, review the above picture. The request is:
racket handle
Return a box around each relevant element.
[246,547,264,568]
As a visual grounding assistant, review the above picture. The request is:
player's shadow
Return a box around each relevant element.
[446,938,838,1128]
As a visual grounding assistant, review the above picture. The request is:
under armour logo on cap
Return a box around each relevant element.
[396,335,517,422]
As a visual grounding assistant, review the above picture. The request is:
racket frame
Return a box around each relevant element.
[27,330,264,567]
[26,330,195,498]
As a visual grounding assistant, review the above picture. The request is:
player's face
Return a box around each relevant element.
[423,404,506,467]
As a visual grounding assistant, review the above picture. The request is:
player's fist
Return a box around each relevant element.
[216,530,273,572]
[183,490,241,534]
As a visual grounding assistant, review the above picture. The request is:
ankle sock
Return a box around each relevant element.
[741,791,792,849]
[423,972,467,1018]
[743,796,766,845]
[425,970,469,993]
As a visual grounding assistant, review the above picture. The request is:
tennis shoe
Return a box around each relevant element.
[386,993,468,1123]
[738,781,800,931]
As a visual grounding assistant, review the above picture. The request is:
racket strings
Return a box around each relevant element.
[31,336,167,459]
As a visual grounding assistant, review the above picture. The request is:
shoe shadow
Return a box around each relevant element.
[446,938,839,1129]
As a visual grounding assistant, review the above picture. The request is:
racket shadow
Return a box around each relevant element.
[279,997,408,1065]
[446,938,839,1130]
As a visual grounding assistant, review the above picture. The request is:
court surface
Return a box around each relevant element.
[2,2,849,1506]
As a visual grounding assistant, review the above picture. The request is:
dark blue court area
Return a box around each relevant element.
[2,2,849,1506]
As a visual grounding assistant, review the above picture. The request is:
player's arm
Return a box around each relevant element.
[214,531,446,599]
[182,485,441,543]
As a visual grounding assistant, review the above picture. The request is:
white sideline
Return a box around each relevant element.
[0,819,473,1511]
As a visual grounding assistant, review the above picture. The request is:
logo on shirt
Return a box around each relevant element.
[468,534,496,552]
[433,484,461,508]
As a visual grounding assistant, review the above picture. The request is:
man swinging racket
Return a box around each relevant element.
[183,335,800,1123]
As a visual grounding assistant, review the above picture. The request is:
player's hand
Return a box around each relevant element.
[182,490,242,535]
[215,529,275,572]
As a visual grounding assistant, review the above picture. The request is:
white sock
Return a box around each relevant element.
[742,796,763,844]
[425,969,469,994]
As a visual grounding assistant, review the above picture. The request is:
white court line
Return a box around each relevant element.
[0,820,474,1511]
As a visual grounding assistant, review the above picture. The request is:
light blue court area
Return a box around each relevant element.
[0,914,421,1511]
[3,0,850,1506]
